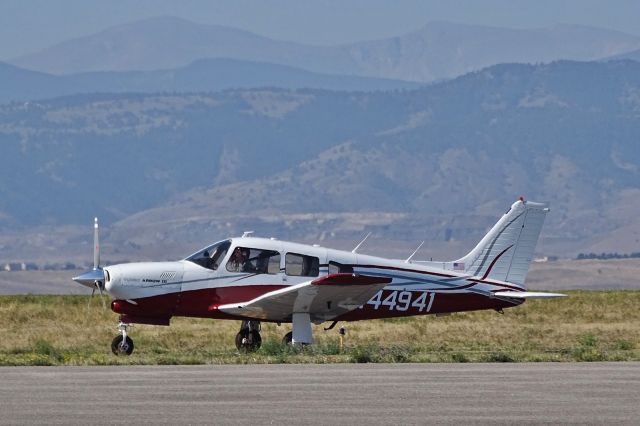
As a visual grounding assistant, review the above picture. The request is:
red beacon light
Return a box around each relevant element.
[518,196,525,203]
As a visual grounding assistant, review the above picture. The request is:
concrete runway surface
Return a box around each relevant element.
[0,363,638,425]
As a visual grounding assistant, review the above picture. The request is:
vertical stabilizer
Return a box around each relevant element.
[454,199,549,287]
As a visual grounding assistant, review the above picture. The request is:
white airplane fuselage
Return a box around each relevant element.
[104,236,523,326]
[74,199,563,353]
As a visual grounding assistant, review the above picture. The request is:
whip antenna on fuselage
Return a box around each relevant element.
[352,232,371,253]
[404,241,425,263]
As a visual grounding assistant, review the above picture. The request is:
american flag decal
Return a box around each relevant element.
[453,262,465,271]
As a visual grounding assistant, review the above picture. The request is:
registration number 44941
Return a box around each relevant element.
[362,290,435,312]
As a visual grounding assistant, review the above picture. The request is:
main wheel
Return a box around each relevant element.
[282,331,293,345]
[235,330,262,352]
[111,335,134,356]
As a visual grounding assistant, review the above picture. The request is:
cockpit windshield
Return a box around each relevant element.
[186,240,231,270]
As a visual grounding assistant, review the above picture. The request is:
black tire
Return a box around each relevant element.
[111,335,134,356]
[282,331,293,345]
[235,330,247,351]
[235,330,262,352]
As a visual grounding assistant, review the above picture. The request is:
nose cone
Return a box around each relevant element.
[72,268,105,288]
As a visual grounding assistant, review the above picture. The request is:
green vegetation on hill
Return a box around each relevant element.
[0,291,637,365]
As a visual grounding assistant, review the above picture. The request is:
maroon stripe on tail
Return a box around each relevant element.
[481,244,514,281]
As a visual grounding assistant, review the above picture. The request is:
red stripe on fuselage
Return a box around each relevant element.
[112,284,523,324]
[111,284,287,320]
[110,263,526,324]
[336,290,522,321]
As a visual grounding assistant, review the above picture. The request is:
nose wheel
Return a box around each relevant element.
[111,321,134,355]
[235,320,261,352]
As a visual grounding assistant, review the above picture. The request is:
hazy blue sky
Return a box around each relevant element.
[2,0,639,59]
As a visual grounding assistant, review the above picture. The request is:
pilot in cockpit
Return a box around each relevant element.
[228,247,247,272]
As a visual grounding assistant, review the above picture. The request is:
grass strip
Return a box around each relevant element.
[0,291,637,365]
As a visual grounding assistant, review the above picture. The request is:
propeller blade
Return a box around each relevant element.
[88,286,96,309]
[77,217,110,311]
[93,217,100,270]
[97,282,107,310]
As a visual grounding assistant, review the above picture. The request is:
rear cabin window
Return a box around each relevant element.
[226,247,280,274]
[328,261,353,275]
[285,253,319,277]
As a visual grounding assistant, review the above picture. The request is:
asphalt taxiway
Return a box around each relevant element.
[0,363,638,425]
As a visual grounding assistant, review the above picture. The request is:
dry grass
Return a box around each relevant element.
[0,291,638,365]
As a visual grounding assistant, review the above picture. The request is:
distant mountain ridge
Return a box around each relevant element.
[9,16,640,82]
[10,16,356,76]
[0,58,419,103]
[0,60,639,261]
[606,47,640,62]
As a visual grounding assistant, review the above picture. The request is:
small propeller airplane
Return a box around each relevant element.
[73,197,564,355]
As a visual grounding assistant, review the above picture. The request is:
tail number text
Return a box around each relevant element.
[365,290,435,312]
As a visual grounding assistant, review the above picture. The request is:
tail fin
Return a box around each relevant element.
[454,198,549,287]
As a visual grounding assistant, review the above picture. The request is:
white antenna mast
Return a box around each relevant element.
[404,241,424,263]
[352,232,371,253]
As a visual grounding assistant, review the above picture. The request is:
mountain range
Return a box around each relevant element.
[8,16,640,82]
[0,58,419,103]
[1,60,639,262]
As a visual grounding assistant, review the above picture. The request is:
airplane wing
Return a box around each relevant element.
[215,273,392,322]
[493,291,566,299]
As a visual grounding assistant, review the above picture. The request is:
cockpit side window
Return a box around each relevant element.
[186,240,231,271]
[226,247,280,274]
[286,253,319,277]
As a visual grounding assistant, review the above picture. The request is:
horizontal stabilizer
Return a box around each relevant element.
[493,291,566,299]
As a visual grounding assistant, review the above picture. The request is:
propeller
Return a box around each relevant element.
[94,216,99,270]
[72,217,107,309]
[89,282,107,309]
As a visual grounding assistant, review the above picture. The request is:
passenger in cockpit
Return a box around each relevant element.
[255,253,269,273]
[241,248,254,272]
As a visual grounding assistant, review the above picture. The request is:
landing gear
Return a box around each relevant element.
[290,313,313,345]
[111,321,134,355]
[235,320,261,352]
[280,313,314,346]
